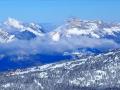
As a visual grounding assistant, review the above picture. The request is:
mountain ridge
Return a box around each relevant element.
[0,48,120,90]
[0,17,120,72]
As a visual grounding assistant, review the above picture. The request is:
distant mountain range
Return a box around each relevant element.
[0,17,120,71]
[1,17,120,43]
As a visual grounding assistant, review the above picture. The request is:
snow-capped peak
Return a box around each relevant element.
[0,29,15,43]
[3,18,45,38]
[4,17,24,29]
[50,18,101,41]
[50,18,120,42]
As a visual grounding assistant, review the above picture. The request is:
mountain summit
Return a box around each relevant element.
[50,18,120,42]
[0,18,45,42]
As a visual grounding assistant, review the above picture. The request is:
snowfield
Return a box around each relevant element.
[0,49,120,90]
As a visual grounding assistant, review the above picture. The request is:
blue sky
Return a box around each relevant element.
[0,0,120,23]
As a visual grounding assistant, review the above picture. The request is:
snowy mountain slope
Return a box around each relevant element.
[50,18,120,42]
[0,29,15,43]
[4,17,24,29]
[0,49,120,90]
[1,17,120,43]
[0,18,45,41]
[4,18,44,35]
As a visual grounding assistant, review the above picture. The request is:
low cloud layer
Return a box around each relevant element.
[0,36,119,56]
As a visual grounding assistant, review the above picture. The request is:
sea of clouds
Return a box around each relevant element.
[0,36,119,56]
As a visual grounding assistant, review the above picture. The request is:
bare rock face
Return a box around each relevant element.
[0,49,120,90]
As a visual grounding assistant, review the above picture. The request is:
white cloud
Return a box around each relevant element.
[0,36,119,56]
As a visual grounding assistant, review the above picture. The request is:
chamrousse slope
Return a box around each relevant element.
[0,49,120,90]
